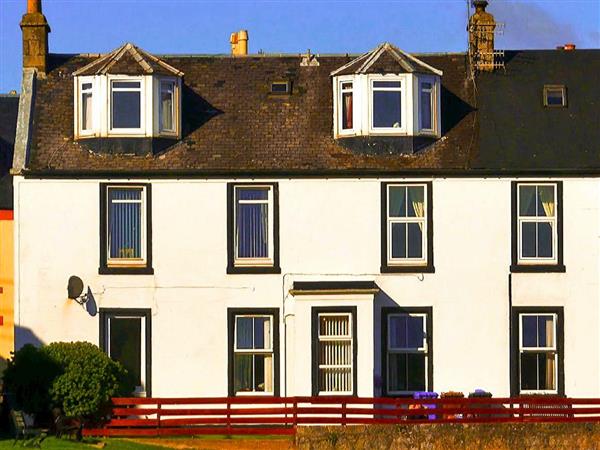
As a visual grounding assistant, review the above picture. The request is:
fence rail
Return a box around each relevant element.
[84,396,600,437]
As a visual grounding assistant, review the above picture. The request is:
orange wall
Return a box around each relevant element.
[0,211,14,369]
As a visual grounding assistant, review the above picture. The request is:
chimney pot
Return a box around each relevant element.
[27,0,41,13]
[564,43,576,51]
[230,30,249,56]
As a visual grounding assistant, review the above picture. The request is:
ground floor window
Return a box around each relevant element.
[228,308,280,396]
[99,308,151,396]
[382,307,433,396]
[511,307,564,395]
[312,307,357,396]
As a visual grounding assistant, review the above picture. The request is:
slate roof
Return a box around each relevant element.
[0,95,18,208]
[23,46,600,175]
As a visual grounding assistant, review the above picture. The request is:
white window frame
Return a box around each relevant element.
[106,315,147,396]
[517,183,558,265]
[387,313,428,396]
[369,76,407,134]
[418,78,435,133]
[156,78,179,135]
[108,76,145,135]
[233,185,274,267]
[337,79,355,136]
[543,85,567,108]
[518,313,558,395]
[76,77,95,137]
[106,185,147,267]
[233,314,275,396]
[387,183,428,266]
[317,312,353,396]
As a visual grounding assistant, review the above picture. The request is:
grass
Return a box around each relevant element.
[0,436,170,450]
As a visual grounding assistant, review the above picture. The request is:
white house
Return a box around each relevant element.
[11,0,600,399]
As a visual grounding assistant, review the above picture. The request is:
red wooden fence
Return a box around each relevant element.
[84,396,600,437]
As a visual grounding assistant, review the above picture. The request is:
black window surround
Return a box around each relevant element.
[381,306,433,397]
[99,183,153,275]
[380,181,434,273]
[510,306,564,397]
[510,181,565,273]
[99,308,152,397]
[227,308,280,396]
[311,306,358,396]
[226,182,281,274]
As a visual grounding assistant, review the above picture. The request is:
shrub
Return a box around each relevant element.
[4,341,133,419]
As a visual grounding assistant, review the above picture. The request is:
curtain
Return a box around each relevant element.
[160,86,173,131]
[420,90,432,129]
[343,92,353,129]
[539,186,555,217]
[236,189,269,259]
[82,92,93,130]
[409,187,425,232]
[319,316,352,393]
[264,355,273,392]
[545,319,555,389]
[109,189,142,259]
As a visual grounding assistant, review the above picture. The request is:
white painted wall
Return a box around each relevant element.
[13,176,600,397]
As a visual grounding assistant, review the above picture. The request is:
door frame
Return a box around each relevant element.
[99,308,152,396]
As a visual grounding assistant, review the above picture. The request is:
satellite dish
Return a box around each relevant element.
[67,276,84,300]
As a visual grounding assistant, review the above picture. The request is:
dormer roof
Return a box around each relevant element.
[331,42,443,77]
[72,42,184,77]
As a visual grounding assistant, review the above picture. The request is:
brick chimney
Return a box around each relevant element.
[20,0,50,74]
[468,0,496,72]
[230,30,249,56]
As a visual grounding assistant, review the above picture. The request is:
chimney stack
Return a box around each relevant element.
[468,0,496,72]
[230,30,249,56]
[20,0,50,74]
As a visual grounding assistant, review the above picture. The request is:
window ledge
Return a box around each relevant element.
[227,265,281,275]
[381,265,435,274]
[510,264,566,273]
[99,266,155,275]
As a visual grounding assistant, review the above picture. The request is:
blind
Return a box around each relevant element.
[108,187,143,260]
[318,314,352,393]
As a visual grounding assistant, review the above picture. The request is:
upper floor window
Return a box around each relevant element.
[371,80,403,130]
[100,183,153,275]
[512,182,563,272]
[381,182,433,273]
[111,80,142,131]
[227,183,280,274]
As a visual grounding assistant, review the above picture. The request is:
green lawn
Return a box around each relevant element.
[0,436,170,450]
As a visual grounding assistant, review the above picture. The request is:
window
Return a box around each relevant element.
[371,80,403,130]
[512,182,563,271]
[159,80,175,132]
[227,183,280,274]
[100,308,151,396]
[381,182,433,273]
[543,85,566,107]
[512,308,563,396]
[340,81,353,131]
[270,81,290,94]
[228,308,279,396]
[100,184,153,275]
[312,307,357,396]
[81,81,93,132]
[383,308,432,395]
[111,80,142,130]
[419,81,433,131]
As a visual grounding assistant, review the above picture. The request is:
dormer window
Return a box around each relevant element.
[72,43,184,141]
[371,79,404,131]
[543,85,566,107]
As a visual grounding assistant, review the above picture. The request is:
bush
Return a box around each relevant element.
[4,341,133,419]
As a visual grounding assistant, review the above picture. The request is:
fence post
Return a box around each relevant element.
[156,399,161,437]
[293,398,298,432]
[226,398,232,437]
[341,400,347,426]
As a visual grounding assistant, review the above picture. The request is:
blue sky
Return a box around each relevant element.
[1,0,599,92]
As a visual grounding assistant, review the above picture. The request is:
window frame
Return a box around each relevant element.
[158,79,177,134]
[270,81,291,95]
[382,307,433,397]
[337,78,355,136]
[543,85,567,108]
[99,183,153,275]
[381,181,434,273]
[76,77,95,137]
[369,76,407,134]
[511,307,564,396]
[108,76,145,135]
[311,306,358,396]
[418,77,436,134]
[226,182,280,274]
[511,181,564,273]
[228,308,280,396]
[99,308,152,397]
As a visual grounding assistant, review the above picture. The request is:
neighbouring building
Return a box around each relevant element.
[11,0,600,398]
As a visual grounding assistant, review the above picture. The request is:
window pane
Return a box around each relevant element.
[108,189,142,260]
[236,204,268,258]
[537,222,553,258]
[546,89,564,106]
[407,223,423,258]
[521,353,556,391]
[82,83,92,90]
[389,316,407,348]
[234,354,253,393]
[519,185,537,216]
[109,317,142,387]
[389,186,406,217]
[537,186,555,217]
[236,317,254,349]
[112,91,141,128]
[522,315,538,347]
[82,92,93,131]
[389,353,426,392]
[407,186,425,217]
[342,91,353,129]
[113,81,141,89]
[238,188,268,201]
[373,91,402,128]
[391,223,407,258]
[406,316,425,348]
[520,353,539,390]
[373,81,401,88]
[254,317,271,350]
[537,315,554,347]
[390,315,424,349]
[420,89,432,129]
[160,83,174,131]
[521,222,536,258]
[320,367,352,393]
